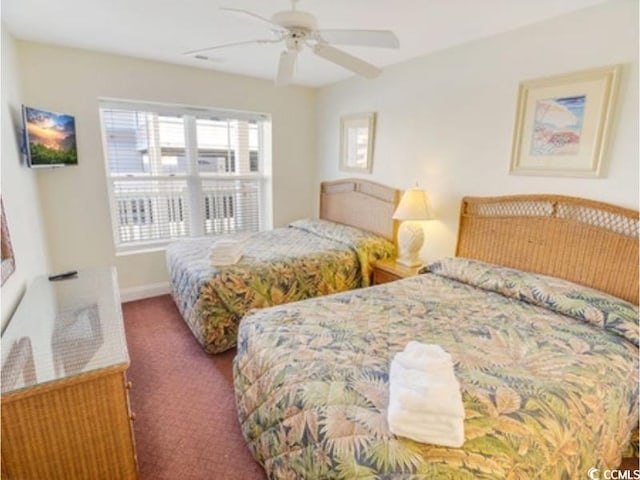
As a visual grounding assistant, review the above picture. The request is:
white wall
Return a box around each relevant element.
[6,0,638,298]
[316,0,638,263]
[16,42,317,291]
[1,27,51,330]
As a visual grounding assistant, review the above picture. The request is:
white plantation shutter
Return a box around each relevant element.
[99,100,270,252]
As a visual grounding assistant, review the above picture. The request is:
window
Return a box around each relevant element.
[99,100,271,253]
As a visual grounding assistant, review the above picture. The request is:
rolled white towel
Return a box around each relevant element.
[387,399,464,448]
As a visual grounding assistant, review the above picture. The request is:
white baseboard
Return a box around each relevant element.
[120,282,172,303]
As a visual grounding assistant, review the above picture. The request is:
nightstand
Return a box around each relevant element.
[372,259,421,285]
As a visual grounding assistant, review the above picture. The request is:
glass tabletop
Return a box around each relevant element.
[1,267,129,395]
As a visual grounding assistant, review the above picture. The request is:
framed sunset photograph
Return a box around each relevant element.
[509,65,621,177]
[22,105,78,168]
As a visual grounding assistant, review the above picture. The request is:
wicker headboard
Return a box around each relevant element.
[456,194,639,304]
[320,179,401,241]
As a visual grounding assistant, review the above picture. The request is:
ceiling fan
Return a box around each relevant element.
[184,0,400,86]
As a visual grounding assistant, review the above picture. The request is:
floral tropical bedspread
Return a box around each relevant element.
[166,219,394,353]
[234,257,639,479]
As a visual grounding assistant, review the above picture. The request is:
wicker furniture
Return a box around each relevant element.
[456,194,639,304]
[372,259,420,284]
[235,258,638,478]
[320,178,400,241]
[233,193,639,477]
[0,267,138,480]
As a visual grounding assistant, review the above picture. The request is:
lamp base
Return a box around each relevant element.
[395,256,422,267]
[396,221,424,268]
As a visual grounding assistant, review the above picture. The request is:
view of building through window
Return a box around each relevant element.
[100,102,270,251]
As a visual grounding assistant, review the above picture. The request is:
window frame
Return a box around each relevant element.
[99,98,272,255]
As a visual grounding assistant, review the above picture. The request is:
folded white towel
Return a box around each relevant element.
[209,253,242,266]
[389,358,457,385]
[387,399,464,448]
[209,239,245,266]
[391,352,454,380]
[389,370,465,419]
[387,342,465,447]
[404,341,450,359]
[210,240,242,254]
[393,342,453,373]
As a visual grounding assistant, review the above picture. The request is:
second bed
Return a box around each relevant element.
[167,179,399,353]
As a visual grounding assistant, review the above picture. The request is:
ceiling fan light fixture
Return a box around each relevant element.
[285,34,305,51]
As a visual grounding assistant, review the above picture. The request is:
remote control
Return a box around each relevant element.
[48,270,78,281]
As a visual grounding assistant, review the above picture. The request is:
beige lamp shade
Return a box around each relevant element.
[393,188,433,267]
[392,188,434,221]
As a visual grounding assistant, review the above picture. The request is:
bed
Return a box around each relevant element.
[167,179,400,353]
[233,194,639,478]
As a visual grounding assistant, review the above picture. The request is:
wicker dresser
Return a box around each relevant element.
[0,267,138,479]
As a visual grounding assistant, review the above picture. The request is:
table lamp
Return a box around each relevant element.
[392,187,434,267]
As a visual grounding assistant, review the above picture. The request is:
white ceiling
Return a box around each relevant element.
[3,0,608,87]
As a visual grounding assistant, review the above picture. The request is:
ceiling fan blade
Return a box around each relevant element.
[220,7,285,31]
[276,50,297,87]
[313,44,381,79]
[314,29,399,49]
[184,39,278,57]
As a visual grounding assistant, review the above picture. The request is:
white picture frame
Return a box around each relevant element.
[339,112,376,174]
[509,65,621,177]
